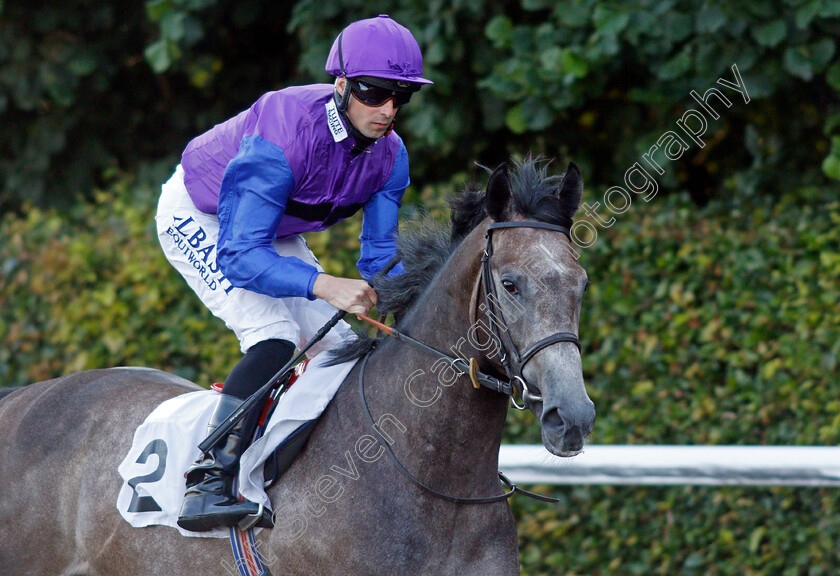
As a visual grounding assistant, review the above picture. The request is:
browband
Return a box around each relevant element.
[486,221,571,241]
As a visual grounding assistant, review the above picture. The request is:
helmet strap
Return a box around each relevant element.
[333,88,378,156]
[335,86,352,113]
[334,31,353,114]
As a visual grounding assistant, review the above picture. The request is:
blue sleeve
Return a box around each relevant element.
[217,135,320,300]
[357,140,409,281]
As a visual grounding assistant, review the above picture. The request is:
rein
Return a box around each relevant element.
[351,219,586,505]
[355,313,515,396]
[357,351,559,504]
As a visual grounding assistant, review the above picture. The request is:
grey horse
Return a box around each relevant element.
[0,157,595,575]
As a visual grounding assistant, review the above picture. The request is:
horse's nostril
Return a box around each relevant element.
[542,408,565,432]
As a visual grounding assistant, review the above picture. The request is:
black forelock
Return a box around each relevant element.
[509,155,572,229]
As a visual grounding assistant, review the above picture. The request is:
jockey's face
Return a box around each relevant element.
[336,77,397,139]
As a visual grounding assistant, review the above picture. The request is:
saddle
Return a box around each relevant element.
[210,360,321,491]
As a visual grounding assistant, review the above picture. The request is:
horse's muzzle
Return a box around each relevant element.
[540,402,596,457]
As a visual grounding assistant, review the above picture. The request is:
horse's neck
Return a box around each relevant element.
[364,226,510,494]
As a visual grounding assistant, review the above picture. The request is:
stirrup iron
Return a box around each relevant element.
[238,502,266,531]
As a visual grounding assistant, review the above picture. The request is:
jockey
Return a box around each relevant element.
[154,15,432,532]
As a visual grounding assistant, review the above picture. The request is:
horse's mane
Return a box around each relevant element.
[326,155,577,365]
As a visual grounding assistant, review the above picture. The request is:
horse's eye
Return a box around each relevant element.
[502,279,518,295]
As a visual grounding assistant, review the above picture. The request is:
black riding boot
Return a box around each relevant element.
[177,394,273,532]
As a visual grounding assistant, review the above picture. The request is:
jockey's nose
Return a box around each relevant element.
[381,98,397,116]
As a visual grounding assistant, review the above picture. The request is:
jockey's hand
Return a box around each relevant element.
[312,273,377,314]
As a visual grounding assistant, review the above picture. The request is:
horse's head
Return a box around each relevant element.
[477,159,595,457]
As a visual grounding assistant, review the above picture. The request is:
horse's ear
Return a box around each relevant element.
[485,163,511,221]
[557,161,583,218]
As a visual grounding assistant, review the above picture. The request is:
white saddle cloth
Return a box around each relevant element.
[116,354,357,537]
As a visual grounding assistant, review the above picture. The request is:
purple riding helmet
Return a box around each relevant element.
[326,15,433,114]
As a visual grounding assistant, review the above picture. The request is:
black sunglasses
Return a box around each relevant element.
[347,79,413,108]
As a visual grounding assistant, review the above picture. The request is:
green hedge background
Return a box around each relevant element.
[2,0,839,574]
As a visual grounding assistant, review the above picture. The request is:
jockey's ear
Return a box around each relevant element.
[485,163,511,222]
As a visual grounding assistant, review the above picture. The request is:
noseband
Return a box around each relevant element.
[480,222,582,409]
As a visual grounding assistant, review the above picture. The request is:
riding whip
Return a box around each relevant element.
[198,255,401,454]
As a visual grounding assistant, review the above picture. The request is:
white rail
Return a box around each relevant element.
[498,445,840,487]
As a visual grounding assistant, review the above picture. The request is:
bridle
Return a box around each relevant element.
[478,221,582,409]
[355,219,583,505]
[358,220,583,411]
